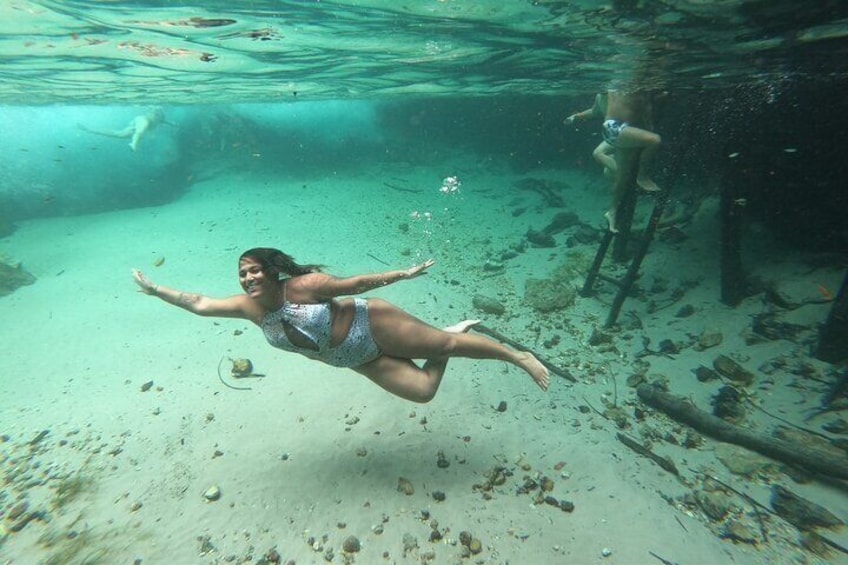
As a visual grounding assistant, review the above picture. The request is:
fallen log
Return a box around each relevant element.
[636,384,848,480]
[474,324,576,382]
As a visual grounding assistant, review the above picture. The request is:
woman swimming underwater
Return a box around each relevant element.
[132,247,549,402]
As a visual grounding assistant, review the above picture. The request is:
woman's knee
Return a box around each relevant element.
[648,132,661,147]
[410,385,437,404]
[387,373,438,403]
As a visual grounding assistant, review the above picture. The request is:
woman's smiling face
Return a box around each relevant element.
[238,257,271,297]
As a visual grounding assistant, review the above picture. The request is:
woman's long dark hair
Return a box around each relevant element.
[239,248,323,278]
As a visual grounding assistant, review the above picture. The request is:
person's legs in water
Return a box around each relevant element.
[592,140,616,179]
[606,148,641,233]
[614,126,661,192]
[354,299,549,402]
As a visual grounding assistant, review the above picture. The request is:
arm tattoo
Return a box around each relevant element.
[177,292,202,307]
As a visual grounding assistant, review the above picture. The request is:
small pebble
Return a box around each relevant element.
[342,535,360,553]
[459,531,472,547]
[397,477,414,495]
[203,485,221,501]
[601,547,613,557]
[675,304,695,317]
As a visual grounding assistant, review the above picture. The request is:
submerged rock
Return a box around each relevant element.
[0,260,36,297]
[696,329,723,350]
[713,355,755,386]
[722,519,758,544]
[712,385,746,422]
[230,358,253,378]
[397,477,414,495]
[524,278,575,313]
[526,228,556,248]
[342,535,361,553]
[472,294,505,315]
[203,485,221,501]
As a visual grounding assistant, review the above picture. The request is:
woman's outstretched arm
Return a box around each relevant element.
[132,268,253,319]
[306,259,434,299]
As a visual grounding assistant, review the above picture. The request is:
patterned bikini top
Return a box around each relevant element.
[260,285,332,357]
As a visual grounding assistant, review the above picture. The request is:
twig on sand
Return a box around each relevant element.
[616,432,680,476]
[383,181,422,194]
[648,550,680,565]
[367,252,390,266]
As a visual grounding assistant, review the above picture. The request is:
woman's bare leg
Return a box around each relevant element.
[365,299,549,391]
[615,127,661,192]
[607,147,641,232]
[592,141,617,174]
[78,123,135,139]
[354,321,469,402]
[354,356,446,403]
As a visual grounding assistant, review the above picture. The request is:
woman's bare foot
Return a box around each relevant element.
[604,210,619,233]
[516,352,550,391]
[637,177,660,192]
[444,319,480,333]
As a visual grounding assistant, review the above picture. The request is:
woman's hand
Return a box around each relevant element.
[132,268,158,295]
[404,259,435,279]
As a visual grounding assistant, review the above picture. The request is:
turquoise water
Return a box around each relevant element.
[2,2,848,564]
[1,0,846,103]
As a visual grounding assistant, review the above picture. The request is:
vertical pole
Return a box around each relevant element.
[605,191,669,327]
[815,270,848,364]
[719,156,747,306]
[612,150,641,262]
[581,229,615,297]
